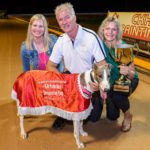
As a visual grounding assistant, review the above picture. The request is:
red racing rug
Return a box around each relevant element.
[11,70,93,121]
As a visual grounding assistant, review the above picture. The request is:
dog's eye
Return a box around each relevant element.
[99,75,102,78]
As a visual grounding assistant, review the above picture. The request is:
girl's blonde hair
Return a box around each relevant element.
[98,16,123,41]
[25,14,49,50]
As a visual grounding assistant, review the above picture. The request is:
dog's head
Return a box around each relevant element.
[92,63,112,92]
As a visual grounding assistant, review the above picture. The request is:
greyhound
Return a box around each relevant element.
[11,63,111,148]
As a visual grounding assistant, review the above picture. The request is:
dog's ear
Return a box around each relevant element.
[92,63,98,71]
[107,63,113,69]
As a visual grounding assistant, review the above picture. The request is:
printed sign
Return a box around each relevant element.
[108,12,150,55]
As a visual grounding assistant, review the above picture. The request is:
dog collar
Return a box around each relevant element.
[82,86,92,98]
[90,71,98,83]
[90,71,95,82]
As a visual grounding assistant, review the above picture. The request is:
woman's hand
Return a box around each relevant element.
[119,65,129,76]
[119,62,135,79]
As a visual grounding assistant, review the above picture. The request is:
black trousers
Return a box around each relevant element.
[88,78,139,122]
[88,91,103,122]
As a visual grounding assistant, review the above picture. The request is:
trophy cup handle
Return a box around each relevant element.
[133,43,140,57]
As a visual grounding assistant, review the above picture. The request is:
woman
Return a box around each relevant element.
[21,14,63,72]
[98,16,139,132]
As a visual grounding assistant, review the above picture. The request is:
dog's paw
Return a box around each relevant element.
[21,132,27,139]
[80,131,88,137]
[77,142,85,149]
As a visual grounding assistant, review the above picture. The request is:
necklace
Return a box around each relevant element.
[33,42,45,53]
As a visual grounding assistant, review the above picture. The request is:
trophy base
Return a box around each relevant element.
[114,75,131,93]
[115,77,131,86]
[113,84,130,93]
[115,81,131,86]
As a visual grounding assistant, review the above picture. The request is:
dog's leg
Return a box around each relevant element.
[73,120,85,148]
[79,121,88,137]
[20,115,27,139]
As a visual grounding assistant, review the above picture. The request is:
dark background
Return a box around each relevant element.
[0,0,150,14]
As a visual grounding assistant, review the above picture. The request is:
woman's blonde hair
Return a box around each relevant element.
[98,16,123,41]
[25,14,49,50]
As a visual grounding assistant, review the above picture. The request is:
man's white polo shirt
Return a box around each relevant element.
[50,25,105,73]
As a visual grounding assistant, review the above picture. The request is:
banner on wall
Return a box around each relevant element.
[108,11,150,55]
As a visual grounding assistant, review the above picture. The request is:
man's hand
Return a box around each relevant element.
[100,90,107,101]
[88,81,99,91]
[46,60,60,73]
[89,81,107,101]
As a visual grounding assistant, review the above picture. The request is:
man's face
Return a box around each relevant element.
[56,9,76,34]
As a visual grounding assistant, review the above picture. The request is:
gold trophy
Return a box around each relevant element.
[113,43,134,93]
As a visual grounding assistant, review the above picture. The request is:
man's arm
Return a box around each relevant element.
[46,60,60,73]
[96,59,107,67]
